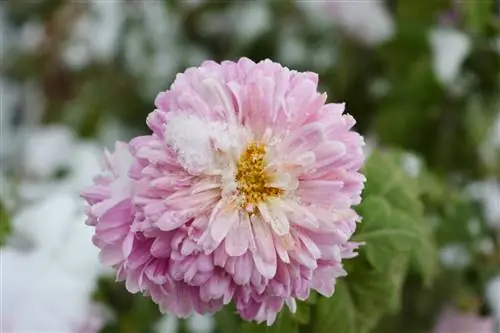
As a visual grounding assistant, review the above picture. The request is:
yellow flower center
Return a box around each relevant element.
[235,142,284,212]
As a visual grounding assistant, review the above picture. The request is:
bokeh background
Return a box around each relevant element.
[0,1,499,333]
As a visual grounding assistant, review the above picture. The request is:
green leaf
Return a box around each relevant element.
[355,196,414,272]
[306,291,318,305]
[362,151,397,197]
[409,215,438,287]
[350,255,410,324]
[384,184,422,217]
[314,280,356,333]
[313,255,411,333]
[396,0,449,25]
[265,309,298,333]
[310,150,438,333]
[214,305,242,333]
[0,203,11,247]
[360,151,438,284]
[462,0,493,35]
[294,301,311,325]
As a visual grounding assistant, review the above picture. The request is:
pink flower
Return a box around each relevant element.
[82,58,365,325]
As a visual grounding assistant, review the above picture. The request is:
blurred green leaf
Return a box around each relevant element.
[306,291,318,305]
[294,301,311,325]
[0,203,11,246]
[93,277,161,333]
[5,0,64,25]
[266,309,299,333]
[314,280,356,333]
[396,0,449,25]
[214,305,241,333]
[314,255,411,333]
[411,220,438,287]
[462,1,494,35]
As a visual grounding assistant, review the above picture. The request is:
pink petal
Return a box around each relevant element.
[209,202,238,243]
[225,217,250,257]
[156,210,189,231]
[145,260,169,284]
[99,245,123,266]
[251,217,277,278]
[214,245,229,267]
[296,232,322,259]
[122,232,135,257]
[197,253,214,272]
[199,78,236,122]
[150,235,172,258]
[274,236,290,263]
[180,239,198,256]
[311,267,337,297]
[311,141,346,169]
[258,202,290,236]
[252,216,276,263]
[279,123,325,157]
[233,253,253,285]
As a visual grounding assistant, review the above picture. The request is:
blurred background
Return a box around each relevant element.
[0,0,499,332]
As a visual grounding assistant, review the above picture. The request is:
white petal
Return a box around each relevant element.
[269,172,298,191]
[258,201,290,236]
[286,298,297,313]
[270,211,290,236]
[274,236,291,263]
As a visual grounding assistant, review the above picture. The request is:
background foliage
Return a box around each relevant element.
[1,0,499,332]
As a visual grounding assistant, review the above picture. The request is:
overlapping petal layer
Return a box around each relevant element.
[82,58,365,325]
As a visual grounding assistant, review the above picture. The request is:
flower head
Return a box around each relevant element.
[82,58,365,324]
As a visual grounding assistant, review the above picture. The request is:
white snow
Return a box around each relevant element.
[401,153,422,178]
[429,28,471,86]
[164,114,220,173]
[296,0,395,46]
[22,125,76,178]
[1,191,103,332]
[18,20,45,52]
[0,121,114,331]
[327,0,395,46]
[155,315,178,333]
[62,0,124,69]
[1,248,101,332]
[231,2,271,42]
[187,313,215,333]
[278,27,308,66]
[124,1,181,97]
[468,180,500,229]
[479,111,500,168]
[439,244,471,269]
[486,276,500,325]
